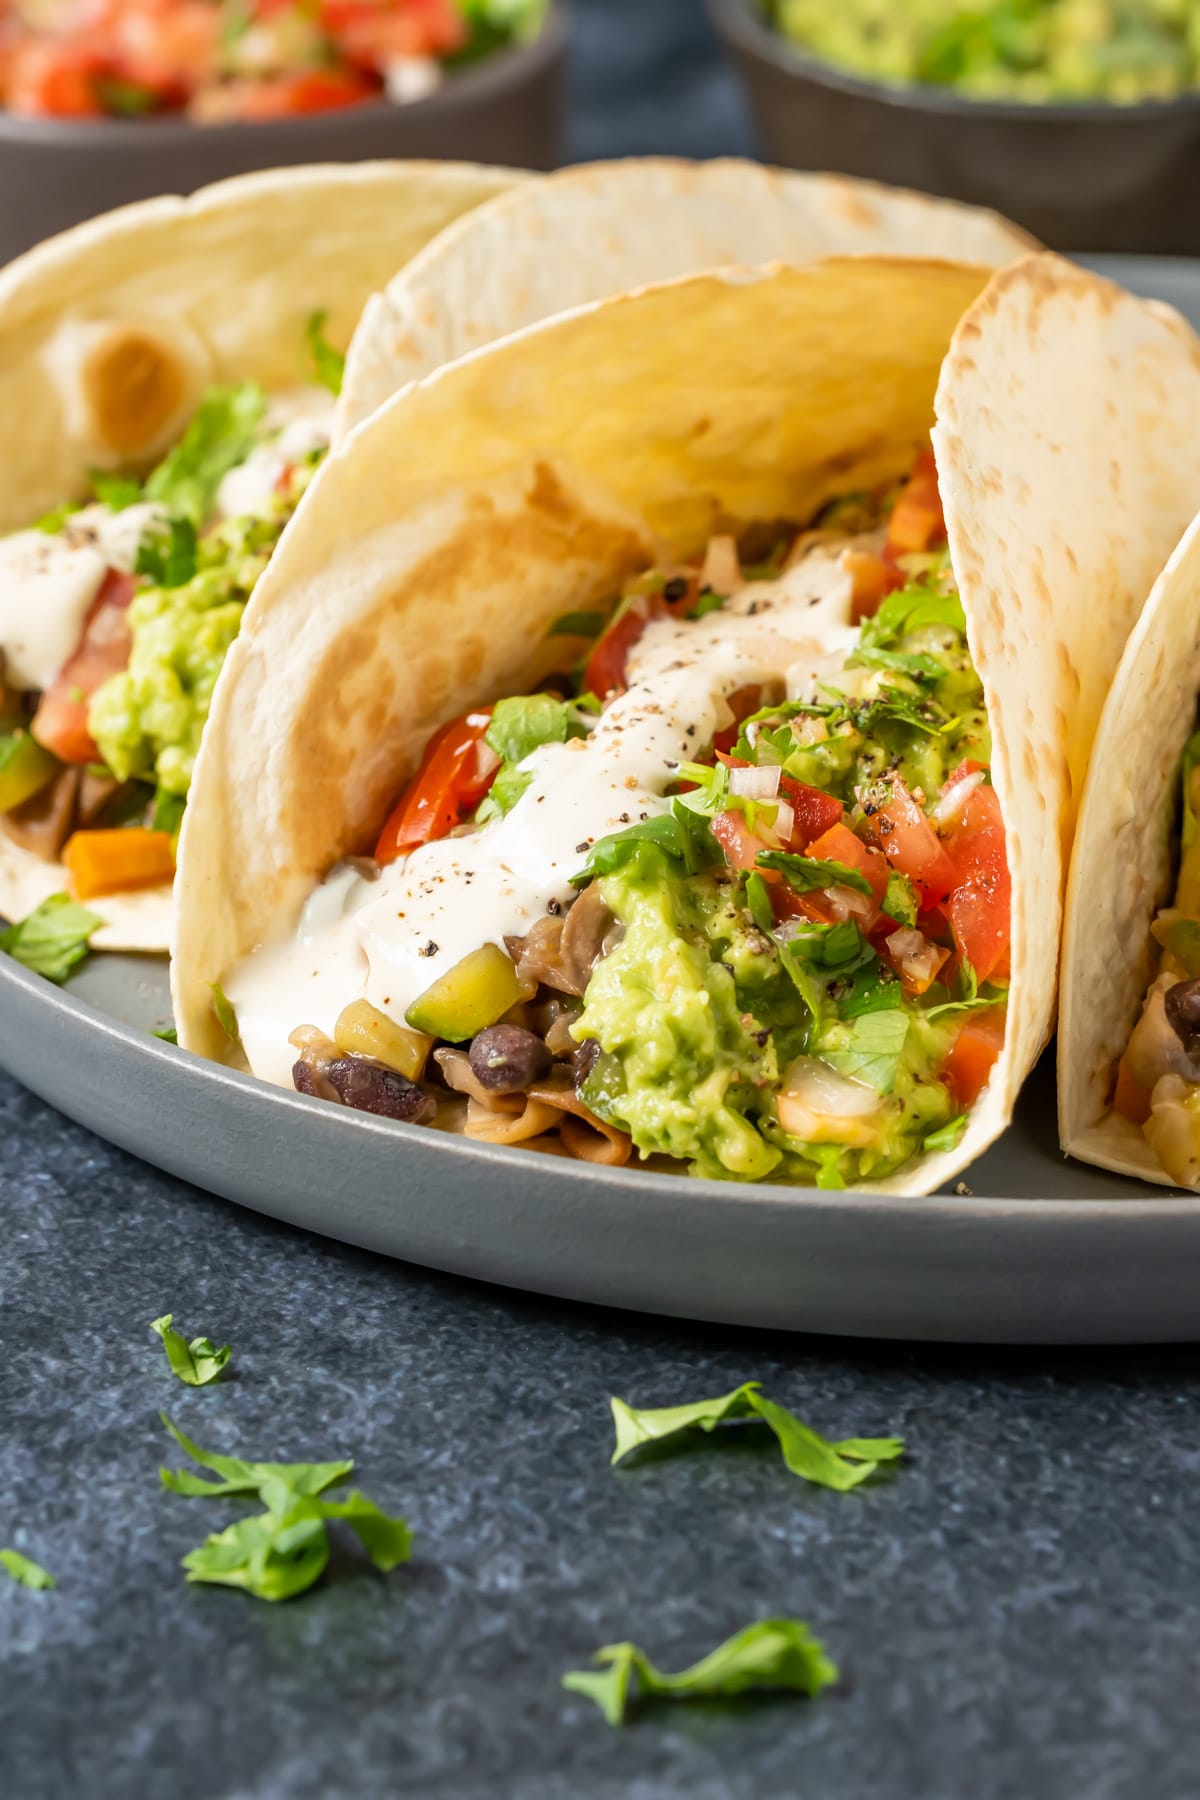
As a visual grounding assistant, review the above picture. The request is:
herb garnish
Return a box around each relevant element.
[563,1619,839,1725]
[151,1315,232,1387]
[756,849,873,897]
[305,310,345,396]
[0,893,102,983]
[0,1549,56,1590]
[160,1415,411,1603]
[610,1381,903,1490]
[144,383,266,528]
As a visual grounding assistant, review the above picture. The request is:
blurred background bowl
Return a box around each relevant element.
[0,2,567,268]
[709,0,1200,252]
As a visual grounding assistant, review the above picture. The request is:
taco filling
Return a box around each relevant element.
[1111,729,1200,1186]
[223,451,1010,1187]
[0,327,338,904]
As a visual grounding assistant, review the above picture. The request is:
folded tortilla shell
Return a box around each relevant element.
[335,157,1035,441]
[1058,513,1200,1187]
[172,252,1200,1192]
[0,159,522,951]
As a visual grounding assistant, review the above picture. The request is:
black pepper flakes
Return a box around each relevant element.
[419,940,439,958]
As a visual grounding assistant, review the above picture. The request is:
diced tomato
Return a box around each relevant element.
[860,776,957,908]
[805,822,890,911]
[843,548,905,624]
[943,1010,1005,1108]
[228,67,379,118]
[885,447,946,561]
[374,710,495,863]
[319,0,466,61]
[32,569,135,766]
[712,808,770,875]
[941,779,1010,985]
[5,42,106,115]
[778,776,843,849]
[584,595,668,702]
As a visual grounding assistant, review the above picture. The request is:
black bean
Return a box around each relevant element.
[1165,978,1200,1055]
[292,1059,320,1096]
[468,1024,551,1093]
[324,1056,437,1122]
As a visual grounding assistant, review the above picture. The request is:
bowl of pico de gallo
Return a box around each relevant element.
[0,0,565,264]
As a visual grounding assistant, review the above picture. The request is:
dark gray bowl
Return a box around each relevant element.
[710,0,1200,253]
[0,5,567,268]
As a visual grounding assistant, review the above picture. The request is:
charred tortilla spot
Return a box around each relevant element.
[84,327,187,458]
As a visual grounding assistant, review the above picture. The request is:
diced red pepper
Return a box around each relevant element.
[843,548,905,624]
[778,776,844,849]
[584,594,669,702]
[374,710,495,863]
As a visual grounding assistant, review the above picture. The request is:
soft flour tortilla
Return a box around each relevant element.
[934,257,1200,1116]
[171,252,1200,1192]
[0,159,522,951]
[1058,514,1200,1187]
[334,157,1035,441]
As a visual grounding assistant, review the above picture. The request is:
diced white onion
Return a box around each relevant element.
[729,764,781,802]
[931,768,984,827]
[777,1056,882,1147]
[828,884,874,923]
[700,534,742,598]
[771,800,795,847]
[886,928,925,960]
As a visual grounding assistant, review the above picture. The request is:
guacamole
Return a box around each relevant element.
[572,565,991,1186]
[767,0,1200,103]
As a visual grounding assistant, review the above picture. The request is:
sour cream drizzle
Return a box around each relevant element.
[0,501,165,691]
[228,539,874,1089]
[214,389,335,521]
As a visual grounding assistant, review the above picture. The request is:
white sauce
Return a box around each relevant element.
[228,540,869,1089]
[215,388,335,522]
[0,502,164,691]
[0,384,331,695]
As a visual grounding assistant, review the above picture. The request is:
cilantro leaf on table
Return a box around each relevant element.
[563,1619,839,1726]
[0,893,102,983]
[161,1415,411,1602]
[150,1315,232,1387]
[610,1381,903,1490]
[305,310,345,396]
[0,1549,56,1590]
[144,383,266,528]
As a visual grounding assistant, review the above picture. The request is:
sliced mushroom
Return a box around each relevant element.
[3,766,81,859]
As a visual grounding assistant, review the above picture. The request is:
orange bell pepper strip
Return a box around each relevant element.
[63,828,176,900]
[884,448,947,561]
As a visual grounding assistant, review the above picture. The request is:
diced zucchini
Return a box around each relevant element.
[0,731,59,814]
[405,943,532,1042]
[334,1000,433,1080]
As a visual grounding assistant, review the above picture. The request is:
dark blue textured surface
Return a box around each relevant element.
[5,6,1200,1797]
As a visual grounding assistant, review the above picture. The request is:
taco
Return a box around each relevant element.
[1059,515,1200,1189]
[0,159,521,951]
[334,157,1035,442]
[172,254,1200,1192]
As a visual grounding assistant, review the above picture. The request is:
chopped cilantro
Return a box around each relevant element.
[883,871,919,926]
[756,849,872,897]
[610,1381,902,1488]
[136,516,198,589]
[144,383,266,528]
[548,610,606,639]
[210,982,241,1049]
[89,470,143,511]
[563,1619,838,1726]
[820,1008,909,1094]
[0,894,102,983]
[305,310,345,397]
[744,871,775,935]
[0,1549,56,1590]
[923,1114,968,1154]
[150,1314,232,1387]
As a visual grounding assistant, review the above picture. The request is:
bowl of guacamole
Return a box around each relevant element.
[709,0,1200,250]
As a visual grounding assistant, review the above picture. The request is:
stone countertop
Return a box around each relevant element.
[5,5,1200,1797]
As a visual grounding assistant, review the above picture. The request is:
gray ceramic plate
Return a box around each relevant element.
[4,252,1200,1347]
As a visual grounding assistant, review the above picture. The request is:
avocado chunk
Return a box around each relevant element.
[405,943,530,1042]
[0,731,59,814]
